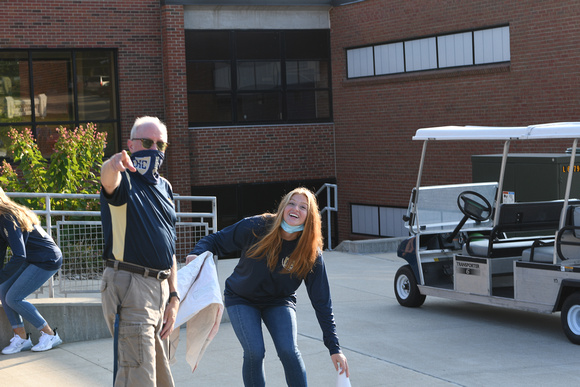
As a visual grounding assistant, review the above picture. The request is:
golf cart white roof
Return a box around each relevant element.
[413,122,580,141]
[410,122,580,234]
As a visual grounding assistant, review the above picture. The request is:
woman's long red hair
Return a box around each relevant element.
[246,187,323,279]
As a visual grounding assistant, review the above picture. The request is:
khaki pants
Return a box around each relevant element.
[101,267,174,387]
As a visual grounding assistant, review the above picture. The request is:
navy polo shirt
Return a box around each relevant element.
[100,170,176,270]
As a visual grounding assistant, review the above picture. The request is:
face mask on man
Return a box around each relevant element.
[130,149,165,184]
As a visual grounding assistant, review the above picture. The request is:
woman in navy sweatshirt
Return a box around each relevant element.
[186,187,349,387]
[0,188,63,354]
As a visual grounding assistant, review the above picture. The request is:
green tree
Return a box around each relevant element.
[0,123,107,210]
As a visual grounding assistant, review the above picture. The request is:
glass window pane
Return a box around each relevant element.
[236,31,280,60]
[237,92,281,122]
[287,61,328,89]
[237,61,281,90]
[374,42,405,75]
[347,47,374,78]
[187,62,231,91]
[185,30,230,60]
[405,37,437,72]
[474,26,510,64]
[31,51,74,122]
[188,93,232,124]
[286,30,329,59]
[0,52,30,124]
[287,90,330,120]
[77,51,116,121]
[35,125,61,158]
[438,32,473,68]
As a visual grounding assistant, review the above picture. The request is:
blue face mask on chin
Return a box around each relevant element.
[281,220,304,233]
[130,149,165,185]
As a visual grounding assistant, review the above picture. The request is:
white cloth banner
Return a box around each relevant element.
[170,251,224,372]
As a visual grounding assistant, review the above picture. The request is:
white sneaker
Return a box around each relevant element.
[2,334,33,355]
[31,330,62,352]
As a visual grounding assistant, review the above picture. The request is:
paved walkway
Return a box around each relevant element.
[2,250,580,386]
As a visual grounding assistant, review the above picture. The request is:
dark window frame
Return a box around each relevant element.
[0,48,121,158]
[346,24,510,79]
[186,29,333,127]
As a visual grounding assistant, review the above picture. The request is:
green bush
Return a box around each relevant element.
[0,123,107,211]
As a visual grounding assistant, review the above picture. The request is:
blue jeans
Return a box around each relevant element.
[0,262,58,330]
[227,303,307,387]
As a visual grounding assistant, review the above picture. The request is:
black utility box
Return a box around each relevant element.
[472,153,580,202]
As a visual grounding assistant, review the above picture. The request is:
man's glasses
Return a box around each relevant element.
[131,138,169,151]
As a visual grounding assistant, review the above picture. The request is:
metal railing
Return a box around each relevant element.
[5,192,217,297]
[316,183,338,250]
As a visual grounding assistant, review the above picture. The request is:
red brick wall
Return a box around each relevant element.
[160,5,190,196]
[190,124,336,185]
[330,0,580,242]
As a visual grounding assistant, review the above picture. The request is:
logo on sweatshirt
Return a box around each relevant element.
[282,256,294,271]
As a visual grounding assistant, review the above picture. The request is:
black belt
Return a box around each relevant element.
[106,260,170,280]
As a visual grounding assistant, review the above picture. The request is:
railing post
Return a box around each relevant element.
[45,194,55,297]
[316,183,338,251]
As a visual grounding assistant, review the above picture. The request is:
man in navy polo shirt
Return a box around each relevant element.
[100,116,180,387]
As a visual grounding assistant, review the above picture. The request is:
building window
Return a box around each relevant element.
[346,25,510,79]
[186,29,332,127]
[351,204,408,237]
[0,49,119,159]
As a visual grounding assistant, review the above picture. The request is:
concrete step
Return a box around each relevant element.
[334,236,406,254]
[0,298,109,345]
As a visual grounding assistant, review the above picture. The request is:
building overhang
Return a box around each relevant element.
[162,0,365,6]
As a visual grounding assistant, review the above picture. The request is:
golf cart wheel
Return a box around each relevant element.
[562,292,580,345]
[394,265,426,307]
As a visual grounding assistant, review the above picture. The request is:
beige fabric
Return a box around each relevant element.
[169,251,223,372]
[101,267,174,387]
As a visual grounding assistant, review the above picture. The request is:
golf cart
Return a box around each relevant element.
[394,122,580,344]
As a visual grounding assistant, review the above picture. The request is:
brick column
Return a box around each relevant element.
[160,5,190,197]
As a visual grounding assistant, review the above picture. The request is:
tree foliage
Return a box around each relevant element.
[0,123,107,211]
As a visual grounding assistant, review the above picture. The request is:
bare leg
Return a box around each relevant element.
[40,325,55,336]
[13,327,26,339]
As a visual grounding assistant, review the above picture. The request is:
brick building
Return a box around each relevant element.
[1,0,579,247]
[330,0,580,242]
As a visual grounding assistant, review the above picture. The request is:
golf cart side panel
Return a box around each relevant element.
[416,285,555,314]
[454,255,490,295]
[514,262,580,306]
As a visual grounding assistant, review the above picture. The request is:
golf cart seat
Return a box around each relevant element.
[522,205,580,263]
[464,201,565,258]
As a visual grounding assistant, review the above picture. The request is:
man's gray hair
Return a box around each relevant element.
[130,116,168,141]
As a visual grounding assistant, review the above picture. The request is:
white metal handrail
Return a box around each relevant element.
[316,183,338,250]
[4,192,217,297]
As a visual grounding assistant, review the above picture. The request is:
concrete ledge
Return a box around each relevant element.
[334,237,407,254]
[0,297,110,347]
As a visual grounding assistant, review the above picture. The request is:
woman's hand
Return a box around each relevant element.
[331,352,349,377]
[185,254,198,264]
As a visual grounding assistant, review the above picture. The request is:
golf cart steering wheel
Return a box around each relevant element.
[446,191,492,243]
[457,191,492,222]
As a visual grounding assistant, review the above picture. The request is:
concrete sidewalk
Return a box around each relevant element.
[2,250,580,386]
